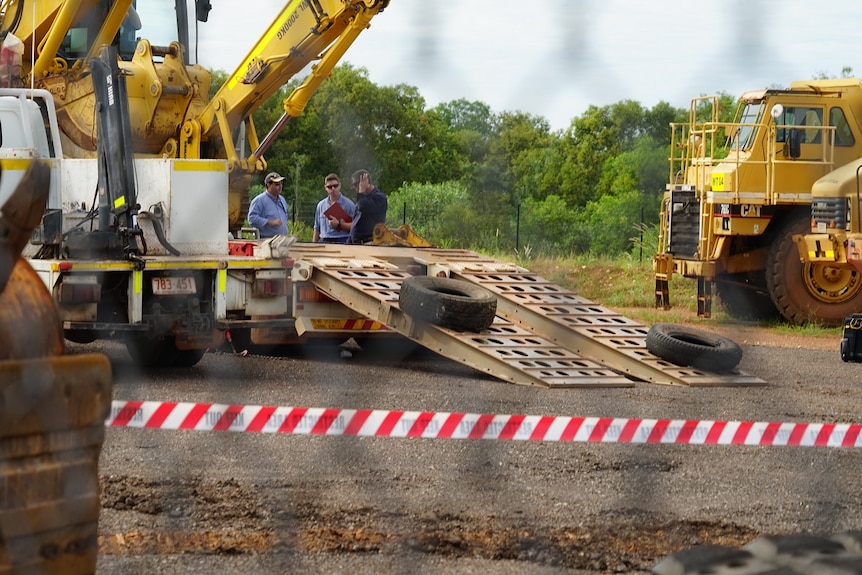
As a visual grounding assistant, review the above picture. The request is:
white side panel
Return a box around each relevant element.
[169,159,228,253]
[135,159,229,256]
[135,159,228,256]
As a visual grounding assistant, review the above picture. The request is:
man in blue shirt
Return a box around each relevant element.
[313,173,356,243]
[248,172,289,237]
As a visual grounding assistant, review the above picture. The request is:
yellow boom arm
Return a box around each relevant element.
[180,0,389,173]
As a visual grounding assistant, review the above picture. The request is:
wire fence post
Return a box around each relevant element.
[515,203,521,252]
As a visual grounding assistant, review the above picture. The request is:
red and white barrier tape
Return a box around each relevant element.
[106,400,862,447]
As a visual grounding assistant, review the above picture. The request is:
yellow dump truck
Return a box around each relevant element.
[655,78,862,327]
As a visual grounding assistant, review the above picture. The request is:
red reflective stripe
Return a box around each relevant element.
[247,406,277,433]
[311,408,342,434]
[589,417,615,442]
[180,403,210,429]
[213,405,244,431]
[111,401,143,426]
[645,419,670,443]
[278,407,307,433]
[499,415,525,440]
[529,416,555,441]
[407,412,436,437]
[560,417,585,442]
[438,413,464,438]
[344,409,373,435]
[814,423,835,446]
[842,424,862,447]
[146,402,178,429]
[675,420,699,444]
[732,421,754,444]
[618,419,641,443]
[376,411,403,436]
[760,422,783,445]
[468,414,495,439]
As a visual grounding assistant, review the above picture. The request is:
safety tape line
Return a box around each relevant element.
[106,401,862,447]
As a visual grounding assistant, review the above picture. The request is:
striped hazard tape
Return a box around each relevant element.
[106,400,862,447]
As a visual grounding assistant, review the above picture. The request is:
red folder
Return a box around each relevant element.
[324,202,352,223]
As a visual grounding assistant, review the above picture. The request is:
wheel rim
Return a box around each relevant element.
[802,262,862,304]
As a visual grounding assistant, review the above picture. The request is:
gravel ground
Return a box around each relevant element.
[62,329,862,574]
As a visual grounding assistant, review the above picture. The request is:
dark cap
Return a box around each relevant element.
[265,172,285,184]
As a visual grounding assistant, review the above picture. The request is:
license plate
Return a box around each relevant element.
[152,276,196,295]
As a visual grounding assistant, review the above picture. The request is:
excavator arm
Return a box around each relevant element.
[180,0,389,172]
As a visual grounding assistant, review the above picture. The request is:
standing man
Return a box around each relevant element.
[344,169,387,244]
[248,172,289,237]
[313,173,356,243]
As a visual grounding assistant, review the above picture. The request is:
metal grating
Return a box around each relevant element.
[290,244,764,387]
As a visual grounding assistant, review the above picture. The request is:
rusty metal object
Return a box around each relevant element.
[0,259,65,360]
[0,353,112,575]
[0,156,112,575]
[0,160,63,359]
[0,160,50,292]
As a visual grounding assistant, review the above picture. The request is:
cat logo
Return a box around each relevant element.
[740,204,761,217]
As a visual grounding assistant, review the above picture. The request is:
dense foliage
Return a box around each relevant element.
[228,63,734,255]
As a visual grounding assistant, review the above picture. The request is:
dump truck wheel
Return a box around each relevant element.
[714,272,779,321]
[645,323,742,373]
[399,276,496,332]
[767,211,862,327]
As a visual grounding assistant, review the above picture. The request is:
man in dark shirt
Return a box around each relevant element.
[344,169,387,244]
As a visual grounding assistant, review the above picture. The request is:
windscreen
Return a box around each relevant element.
[730,102,763,150]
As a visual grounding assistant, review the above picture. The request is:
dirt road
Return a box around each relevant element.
[80,328,862,574]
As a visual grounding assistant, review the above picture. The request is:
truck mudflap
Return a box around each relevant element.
[290,244,765,388]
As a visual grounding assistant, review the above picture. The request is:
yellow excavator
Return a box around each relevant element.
[2,0,390,231]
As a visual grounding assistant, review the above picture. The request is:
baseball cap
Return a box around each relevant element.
[265,172,285,184]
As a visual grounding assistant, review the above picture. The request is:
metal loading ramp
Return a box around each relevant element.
[413,248,764,387]
[289,244,764,388]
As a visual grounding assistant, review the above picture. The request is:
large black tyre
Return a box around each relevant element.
[645,323,743,373]
[766,211,862,327]
[399,276,497,332]
[125,335,205,368]
[714,272,779,322]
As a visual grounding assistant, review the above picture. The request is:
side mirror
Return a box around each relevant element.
[196,0,212,22]
[787,129,802,159]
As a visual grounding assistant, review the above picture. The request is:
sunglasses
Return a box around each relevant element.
[351,181,360,187]
[326,183,340,189]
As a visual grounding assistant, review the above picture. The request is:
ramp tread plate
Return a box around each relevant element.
[435,261,765,387]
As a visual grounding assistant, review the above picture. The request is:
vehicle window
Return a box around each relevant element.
[730,103,762,150]
[774,106,823,143]
[829,107,855,146]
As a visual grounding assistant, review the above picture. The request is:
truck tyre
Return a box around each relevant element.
[645,323,742,373]
[399,276,496,332]
[766,211,862,327]
[714,272,779,322]
[125,335,205,368]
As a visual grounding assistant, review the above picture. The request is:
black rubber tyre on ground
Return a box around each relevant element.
[645,323,743,373]
[399,276,497,332]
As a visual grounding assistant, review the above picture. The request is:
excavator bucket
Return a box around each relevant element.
[372,223,436,247]
[0,161,113,575]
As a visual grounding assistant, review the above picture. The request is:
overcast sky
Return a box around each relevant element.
[189,0,862,131]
